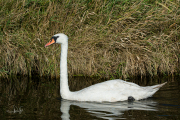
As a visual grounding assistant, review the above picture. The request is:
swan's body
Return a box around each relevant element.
[45,33,167,102]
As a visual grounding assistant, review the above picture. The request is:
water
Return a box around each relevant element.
[0,76,180,120]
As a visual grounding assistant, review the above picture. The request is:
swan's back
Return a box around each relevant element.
[69,80,166,102]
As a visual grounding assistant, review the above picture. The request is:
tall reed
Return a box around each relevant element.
[0,0,179,79]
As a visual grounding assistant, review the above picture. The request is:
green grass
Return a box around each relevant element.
[0,0,180,79]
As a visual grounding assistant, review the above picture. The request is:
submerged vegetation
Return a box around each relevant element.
[0,0,180,79]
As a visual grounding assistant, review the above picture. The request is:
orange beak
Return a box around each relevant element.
[45,38,55,47]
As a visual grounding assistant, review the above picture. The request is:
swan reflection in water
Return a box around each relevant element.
[60,99,157,120]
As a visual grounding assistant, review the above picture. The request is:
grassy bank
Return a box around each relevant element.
[0,0,180,79]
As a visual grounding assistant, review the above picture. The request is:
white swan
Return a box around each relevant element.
[45,33,167,102]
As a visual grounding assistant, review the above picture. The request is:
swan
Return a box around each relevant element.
[45,33,167,102]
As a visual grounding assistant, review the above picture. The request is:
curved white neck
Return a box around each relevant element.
[60,42,71,99]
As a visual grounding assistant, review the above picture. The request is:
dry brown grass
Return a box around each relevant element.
[0,0,180,79]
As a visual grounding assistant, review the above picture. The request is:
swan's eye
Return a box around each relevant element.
[52,36,59,42]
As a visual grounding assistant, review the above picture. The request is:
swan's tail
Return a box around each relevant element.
[141,82,167,99]
[152,82,167,89]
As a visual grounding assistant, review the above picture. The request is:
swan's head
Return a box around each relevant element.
[45,33,68,47]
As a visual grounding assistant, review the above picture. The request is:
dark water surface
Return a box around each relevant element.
[0,76,180,120]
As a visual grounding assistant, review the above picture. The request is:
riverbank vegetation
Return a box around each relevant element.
[0,0,180,79]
